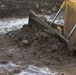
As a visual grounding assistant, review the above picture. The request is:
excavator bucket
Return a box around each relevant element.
[28,11,75,50]
[28,0,76,50]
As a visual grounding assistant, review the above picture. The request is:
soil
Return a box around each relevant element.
[0,23,76,75]
[0,0,63,18]
[0,0,76,75]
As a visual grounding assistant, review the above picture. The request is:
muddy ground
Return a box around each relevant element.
[0,0,63,18]
[0,21,76,75]
[0,0,76,75]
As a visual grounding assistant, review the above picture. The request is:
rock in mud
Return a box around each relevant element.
[52,44,58,50]
[52,6,58,12]
[19,40,29,47]
[1,4,6,8]
[0,60,8,64]
[41,9,51,14]
[35,3,40,8]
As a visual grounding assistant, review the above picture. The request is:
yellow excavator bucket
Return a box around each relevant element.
[64,0,76,43]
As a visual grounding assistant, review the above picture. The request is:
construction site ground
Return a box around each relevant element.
[0,0,76,75]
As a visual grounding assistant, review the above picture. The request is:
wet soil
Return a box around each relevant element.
[0,23,76,75]
[0,0,76,75]
[0,0,63,18]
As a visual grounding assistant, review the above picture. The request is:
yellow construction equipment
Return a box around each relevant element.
[29,0,76,49]
[51,1,65,26]
[64,0,76,41]
[51,0,76,41]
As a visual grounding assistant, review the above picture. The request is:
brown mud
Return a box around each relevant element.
[0,0,76,75]
[0,0,63,18]
[0,23,76,75]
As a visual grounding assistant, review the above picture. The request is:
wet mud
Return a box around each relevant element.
[0,0,63,18]
[0,0,76,75]
[0,23,75,75]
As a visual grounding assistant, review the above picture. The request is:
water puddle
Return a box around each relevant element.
[0,61,20,74]
[0,14,64,34]
[0,17,28,34]
[0,61,58,75]
[0,61,70,75]
[14,65,58,75]
[45,14,64,25]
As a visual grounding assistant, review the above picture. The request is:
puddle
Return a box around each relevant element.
[0,14,64,34]
[14,65,58,75]
[45,14,64,25]
[0,17,29,34]
[0,61,70,75]
[0,61,20,74]
[0,62,58,75]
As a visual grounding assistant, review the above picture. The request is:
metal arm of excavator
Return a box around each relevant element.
[51,1,66,26]
[67,25,76,39]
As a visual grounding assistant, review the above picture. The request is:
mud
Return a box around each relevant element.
[0,0,63,18]
[0,0,76,75]
[0,22,74,75]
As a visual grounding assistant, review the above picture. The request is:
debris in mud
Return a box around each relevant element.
[35,3,40,9]
[20,40,29,47]
[52,6,58,12]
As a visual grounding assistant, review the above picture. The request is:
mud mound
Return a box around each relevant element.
[5,23,74,68]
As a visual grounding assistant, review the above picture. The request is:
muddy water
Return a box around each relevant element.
[0,13,64,34]
[0,61,58,75]
[0,61,20,74]
[45,13,64,25]
[0,17,28,34]
[14,65,58,75]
